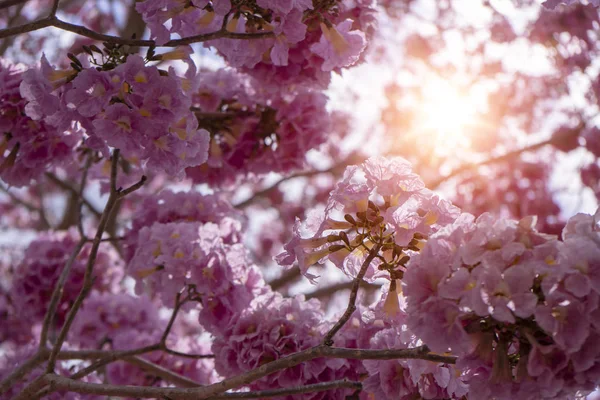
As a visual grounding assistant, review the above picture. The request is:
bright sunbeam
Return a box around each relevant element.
[414,77,478,155]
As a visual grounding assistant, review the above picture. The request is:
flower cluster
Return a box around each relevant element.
[185,69,332,185]
[68,290,215,388]
[123,189,244,260]
[8,232,119,327]
[69,291,163,349]
[452,160,564,235]
[128,221,266,333]
[19,52,209,178]
[125,191,265,333]
[212,293,363,399]
[530,2,600,72]
[403,209,600,399]
[363,326,468,400]
[277,156,460,282]
[135,1,375,88]
[1,59,80,187]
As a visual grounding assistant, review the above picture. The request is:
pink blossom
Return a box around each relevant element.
[310,20,367,72]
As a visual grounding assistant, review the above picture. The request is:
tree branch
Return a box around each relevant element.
[65,345,160,380]
[234,162,349,209]
[188,379,360,399]
[0,16,275,47]
[35,346,455,399]
[122,356,202,388]
[323,244,382,346]
[38,238,86,349]
[45,150,146,374]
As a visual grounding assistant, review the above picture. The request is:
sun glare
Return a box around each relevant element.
[413,77,479,155]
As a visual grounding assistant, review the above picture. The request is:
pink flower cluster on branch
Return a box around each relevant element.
[277,156,460,282]
[125,190,267,333]
[135,0,374,88]
[2,0,600,396]
[185,69,332,186]
[7,231,119,331]
[0,60,81,187]
[403,209,600,399]
[18,51,209,180]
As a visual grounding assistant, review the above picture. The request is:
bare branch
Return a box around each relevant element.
[234,162,350,209]
[10,375,47,400]
[76,155,94,238]
[67,344,161,381]
[48,0,59,17]
[0,16,54,39]
[117,174,147,197]
[163,348,215,360]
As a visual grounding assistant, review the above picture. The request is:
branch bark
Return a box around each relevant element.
[0,15,274,47]
[323,244,382,346]
[35,346,455,399]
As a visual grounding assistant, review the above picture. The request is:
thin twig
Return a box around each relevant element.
[323,244,382,346]
[161,292,183,344]
[10,375,47,400]
[48,0,59,17]
[163,348,215,360]
[0,0,26,55]
[234,163,348,209]
[68,345,161,380]
[109,149,120,193]
[122,356,202,388]
[76,155,94,238]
